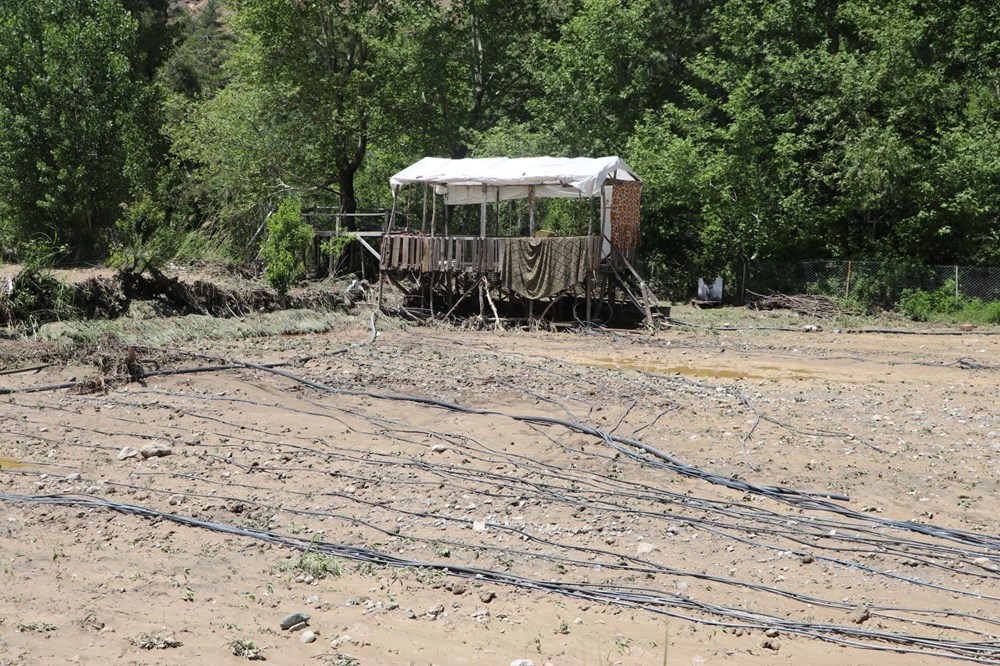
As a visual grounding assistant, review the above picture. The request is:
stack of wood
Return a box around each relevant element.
[746,291,848,318]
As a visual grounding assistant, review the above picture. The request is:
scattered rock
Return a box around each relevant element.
[139,443,172,459]
[851,606,871,625]
[973,557,998,572]
[450,582,467,596]
[168,494,184,506]
[800,553,815,564]
[761,639,780,651]
[429,444,447,453]
[278,611,310,630]
[66,472,81,482]
[426,603,445,620]
[763,628,779,638]
[675,580,689,593]
[479,590,496,603]
[117,447,140,461]
[510,660,536,666]
[636,542,658,556]
[472,520,487,532]
[299,630,317,644]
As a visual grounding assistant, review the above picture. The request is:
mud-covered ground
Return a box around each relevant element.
[1,306,999,665]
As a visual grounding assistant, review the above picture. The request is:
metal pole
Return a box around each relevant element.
[955,265,959,298]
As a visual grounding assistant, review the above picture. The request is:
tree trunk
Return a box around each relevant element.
[339,169,358,230]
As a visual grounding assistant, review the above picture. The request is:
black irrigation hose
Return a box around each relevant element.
[3,492,1000,664]
[5,376,992,572]
[240,360,852,501]
[6,343,1000,660]
[229,360,1000,551]
[9,390,997,605]
[666,316,1000,336]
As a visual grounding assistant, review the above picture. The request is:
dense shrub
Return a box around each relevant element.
[260,200,312,295]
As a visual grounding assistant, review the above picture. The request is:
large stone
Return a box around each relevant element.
[279,611,310,630]
[636,542,658,556]
[117,447,140,461]
[139,443,172,459]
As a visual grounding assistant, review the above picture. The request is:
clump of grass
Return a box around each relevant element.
[274,550,343,580]
[230,638,265,660]
[17,621,57,633]
[130,632,182,649]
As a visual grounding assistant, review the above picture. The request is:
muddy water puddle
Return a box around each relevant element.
[0,455,31,469]
[586,357,818,380]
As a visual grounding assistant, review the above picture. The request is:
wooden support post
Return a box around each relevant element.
[586,274,592,323]
[588,194,594,236]
[478,277,485,321]
[429,273,435,317]
[528,186,535,235]
[421,185,428,234]
[480,185,487,239]
[430,190,437,237]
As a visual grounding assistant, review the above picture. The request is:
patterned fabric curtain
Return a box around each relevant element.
[610,180,642,252]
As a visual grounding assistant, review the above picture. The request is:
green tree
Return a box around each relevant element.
[170,0,401,242]
[629,0,1000,284]
[0,0,159,256]
[383,0,562,159]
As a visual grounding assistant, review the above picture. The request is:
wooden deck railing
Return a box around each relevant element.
[380,234,611,274]
[381,235,506,272]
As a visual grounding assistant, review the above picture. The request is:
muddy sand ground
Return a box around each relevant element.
[1,309,999,665]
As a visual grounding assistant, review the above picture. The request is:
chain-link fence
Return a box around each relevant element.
[742,260,1000,309]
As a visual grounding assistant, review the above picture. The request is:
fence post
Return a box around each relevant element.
[955,265,959,298]
[741,261,747,304]
[845,261,852,299]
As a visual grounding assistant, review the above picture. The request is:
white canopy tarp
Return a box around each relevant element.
[389,156,640,205]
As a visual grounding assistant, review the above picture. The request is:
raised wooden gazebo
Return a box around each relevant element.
[376,156,658,325]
